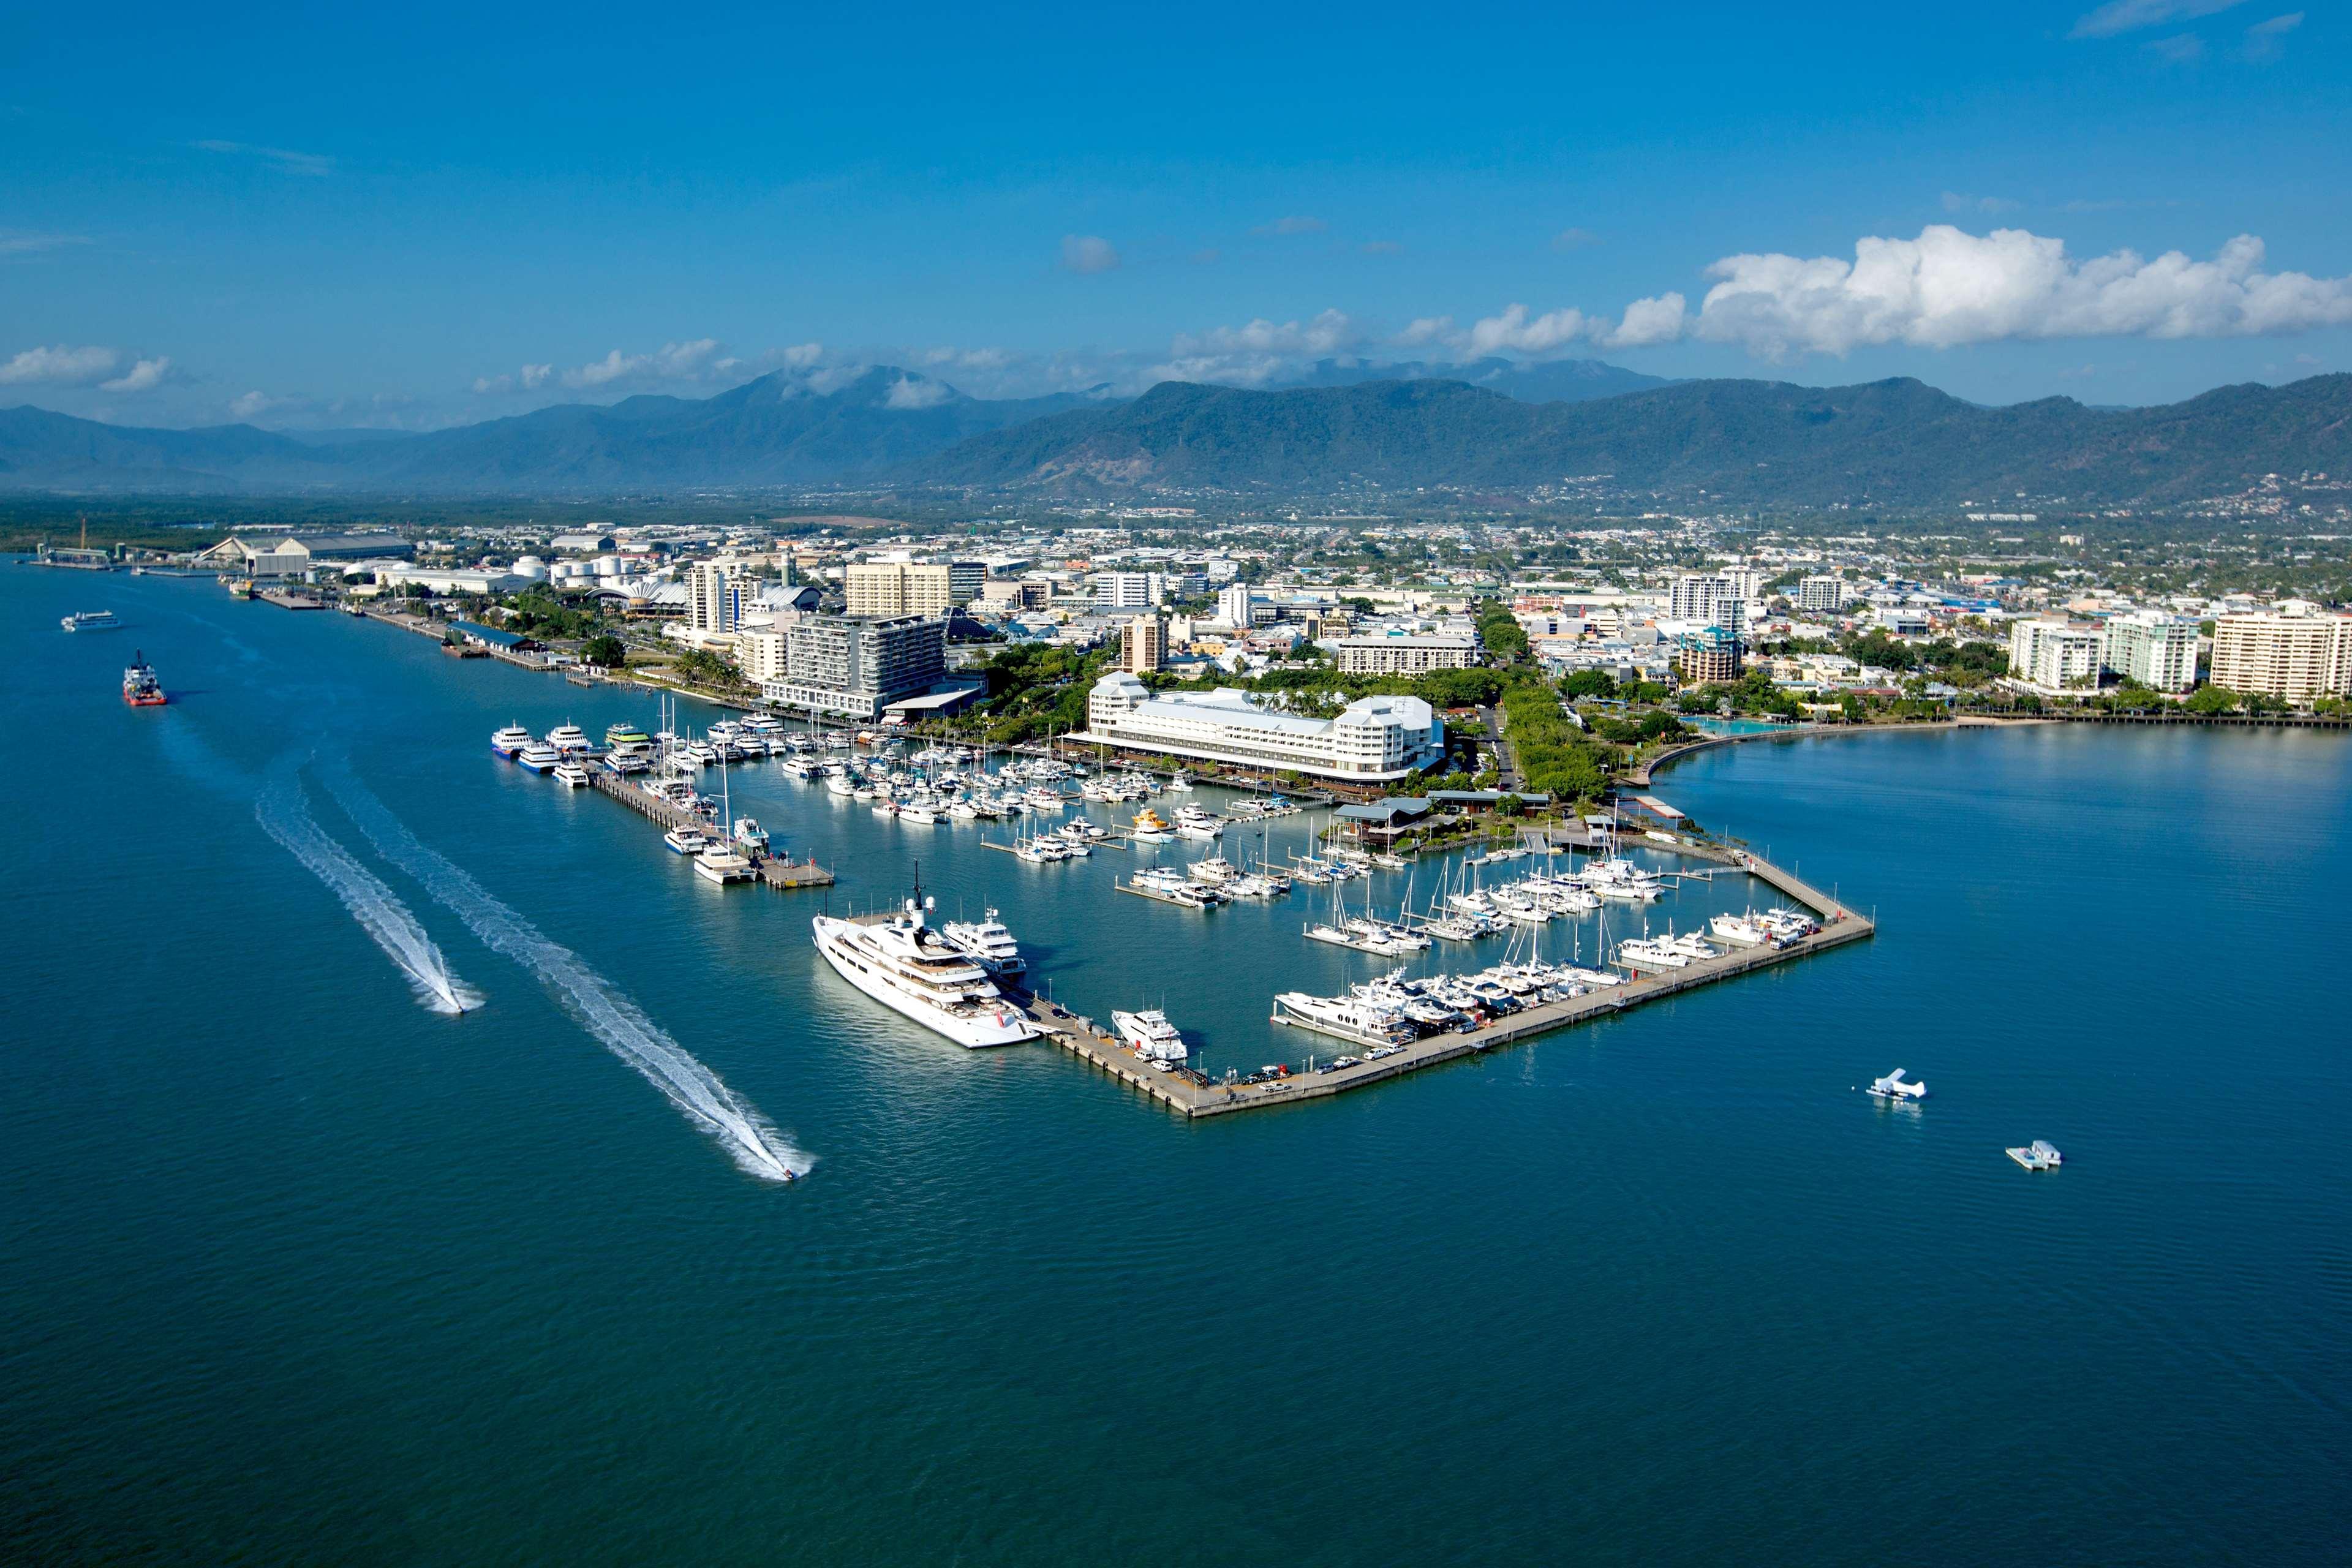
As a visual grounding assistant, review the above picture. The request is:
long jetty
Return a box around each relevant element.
[1009,839,1871,1119]
[585,769,835,889]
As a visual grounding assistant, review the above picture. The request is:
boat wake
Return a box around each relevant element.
[255,777,481,1016]
[325,773,810,1183]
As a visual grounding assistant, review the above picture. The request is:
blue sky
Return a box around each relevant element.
[4,1,2348,428]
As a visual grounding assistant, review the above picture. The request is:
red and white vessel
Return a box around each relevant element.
[123,650,167,707]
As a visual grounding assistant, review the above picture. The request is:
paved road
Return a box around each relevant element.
[1476,704,1523,790]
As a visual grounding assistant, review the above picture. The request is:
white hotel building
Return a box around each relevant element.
[1076,673,1444,783]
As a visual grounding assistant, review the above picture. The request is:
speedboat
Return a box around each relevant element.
[491,723,533,757]
[1110,1008,1188,1065]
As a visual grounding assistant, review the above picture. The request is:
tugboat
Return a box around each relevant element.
[123,650,167,707]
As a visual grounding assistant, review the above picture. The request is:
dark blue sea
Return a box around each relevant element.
[4,565,2347,1564]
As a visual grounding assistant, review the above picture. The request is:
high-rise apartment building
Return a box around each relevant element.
[1669,574,1744,632]
[2209,605,2352,700]
[1119,614,1166,673]
[2100,613,2199,693]
[1101,571,1158,610]
[944,560,986,606]
[1795,576,1845,614]
[2008,619,2103,689]
[685,561,742,635]
[762,614,949,718]
[845,560,954,619]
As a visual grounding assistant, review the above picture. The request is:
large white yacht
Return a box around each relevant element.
[1110,1008,1188,1065]
[940,909,1027,980]
[812,895,1041,1048]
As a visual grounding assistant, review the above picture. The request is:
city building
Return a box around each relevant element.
[1077,674,1443,783]
[1675,625,1745,685]
[944,560,986,606]
[1795,575,1845,614]
[685,560,744,635]
[1332,635,1480,676]
[2209,605,2352,701]
[2101,612,2200,693]
[195,533,414,577]
[979,579,1050,611]
[761,614,948,718]
[1669,574,1745,632]
[736,628,790,684]
[1215,582,1259,627]
[2008,619,2103,689]
[1101,571,1158,609]
[1119,614,1166,674]
[845,560,954,619]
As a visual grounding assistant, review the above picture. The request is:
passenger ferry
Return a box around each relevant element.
[812,892,1041,1048]
[491,723,533,758]
[515,743,561,774]
[546,723,591,753]
[62,609,120,632]
[553,760,591,788]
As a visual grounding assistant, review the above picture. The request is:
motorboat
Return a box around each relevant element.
[732,817,771,853]
[553,760,591,788]
[605,722,651,748]
[693,846,756,884]
[2007,1140,2064,1170]
[941,909,1027,980]
[1130,808,1174,841]
[1616,938,1691,970]
[1271,991,1416,1047]
[1188,855,1240,884]
[1014,834,1069,862]
[812,896,1042,1047]
[491,723,533,757]
[1110,1008,1188,1065]
[663,826,709,854]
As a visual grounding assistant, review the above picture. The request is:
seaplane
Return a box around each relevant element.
[1865,1068,1929,1102]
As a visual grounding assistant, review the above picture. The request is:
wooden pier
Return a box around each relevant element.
[1008,842,1873,1120]
[585,769,835,889]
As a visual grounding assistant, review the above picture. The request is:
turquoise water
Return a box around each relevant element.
[5,566,2348,1565]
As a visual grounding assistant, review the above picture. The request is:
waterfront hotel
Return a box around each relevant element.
[1075,672,1443,783]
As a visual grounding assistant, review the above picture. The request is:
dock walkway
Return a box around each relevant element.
[585,770,835,889]
[1009,841,1873,1118]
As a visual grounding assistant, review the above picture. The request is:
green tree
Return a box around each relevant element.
[2184,684,2239,715]
[582,634,627,669]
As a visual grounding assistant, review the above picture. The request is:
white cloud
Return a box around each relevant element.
[0,344,121,385]
[1173,309,1362,359]
[560,338,728,389]
[99,356,172,393]
[194,139,334,176]
[1253,215,1327,236]
[776,342,823,368]
[1464,303,1591,356]
[2244,10,2302,59]
[1599,293,1689,349]
[230,390,282,419]
[1060,234,1121,274]
[2068,0,2245,38]
[0,231,91,257]
[1687,225,2352,357]
[521,363,552,388]
[883,376,954,409]
[1395,316,1455,347]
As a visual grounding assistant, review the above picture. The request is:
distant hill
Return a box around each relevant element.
[0,367,1104,494]
[7,365,2347,508]
[908,374,2352,507]
[1275,356,1672,403]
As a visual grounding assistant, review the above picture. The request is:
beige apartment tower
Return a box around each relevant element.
[846,561,954,619]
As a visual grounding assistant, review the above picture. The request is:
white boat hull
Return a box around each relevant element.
[812,919,1038,1048]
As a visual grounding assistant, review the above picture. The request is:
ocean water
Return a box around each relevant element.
[4,566,2348,1566]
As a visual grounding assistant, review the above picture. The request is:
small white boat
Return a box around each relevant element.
[1710,912,1770,947]
[663,826,709,854]
[553,760,591,788]
[733,817,771,853]
[692,846,755,884]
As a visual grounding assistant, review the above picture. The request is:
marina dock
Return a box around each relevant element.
[585,769,836,889]
[1010,842,1873,1119]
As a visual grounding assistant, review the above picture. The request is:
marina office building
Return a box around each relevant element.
[1076,672,1443,782]
[760,614,949,718]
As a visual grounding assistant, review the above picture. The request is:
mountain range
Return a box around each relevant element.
[3,360,2346,508]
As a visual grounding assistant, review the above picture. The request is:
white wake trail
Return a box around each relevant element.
[325,774,810,1183]
[255,778,481,1016]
